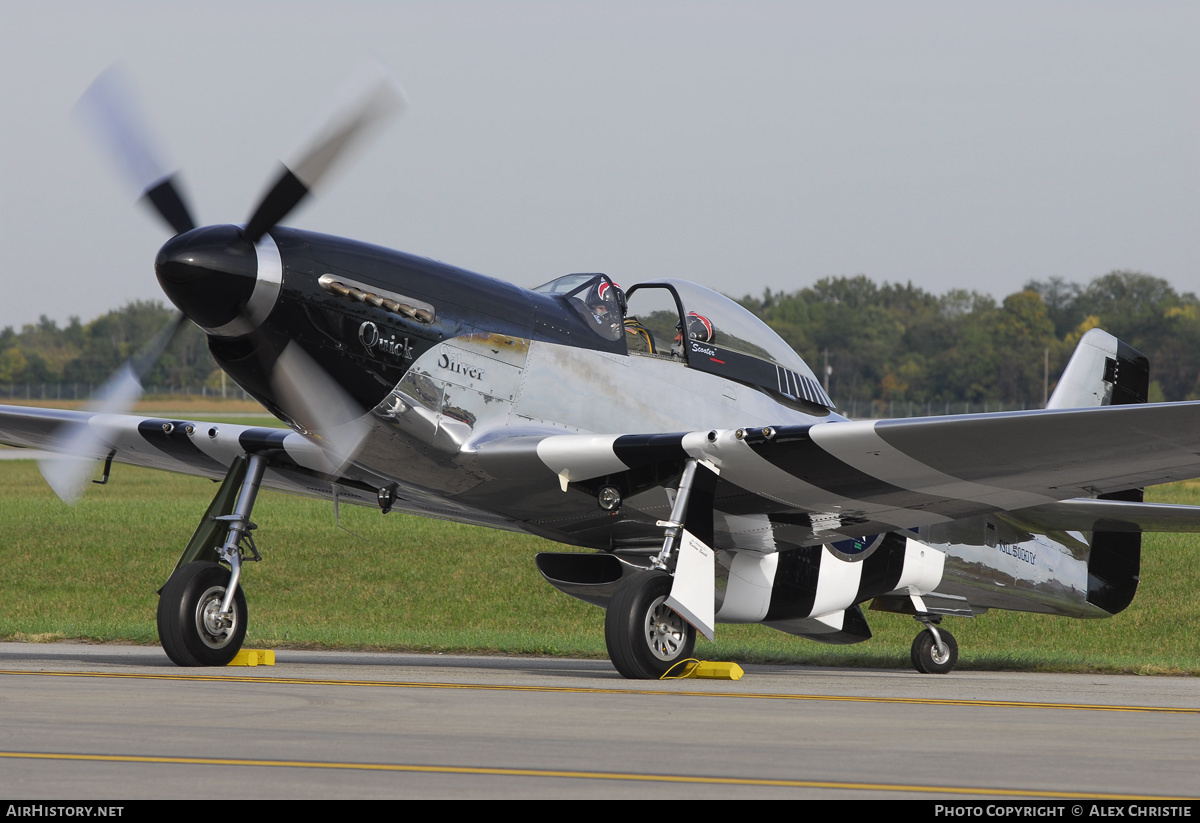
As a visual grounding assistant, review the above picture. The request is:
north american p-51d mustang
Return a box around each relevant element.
[5,67,1200,678]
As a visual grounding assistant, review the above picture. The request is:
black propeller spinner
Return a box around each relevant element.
[155,226,258,333]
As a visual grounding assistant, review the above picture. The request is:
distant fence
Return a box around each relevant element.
[0,383,252,402]
[837,399,1038,419]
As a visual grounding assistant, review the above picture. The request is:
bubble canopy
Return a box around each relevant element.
[628,280,833,410]
[531,274,833,410]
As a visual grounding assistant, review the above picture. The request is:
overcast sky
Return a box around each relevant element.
[2,1,1197,332]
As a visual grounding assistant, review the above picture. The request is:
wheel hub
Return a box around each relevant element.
[196,585,237,649]
[644,596,688,661]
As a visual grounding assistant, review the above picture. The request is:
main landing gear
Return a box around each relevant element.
[605,570,696,680]
[157,453,266,666]
[605,459,708,680]
[158,561,247,666]
[910,616,958,674]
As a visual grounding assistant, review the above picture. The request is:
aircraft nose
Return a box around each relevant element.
[155,225,282,337]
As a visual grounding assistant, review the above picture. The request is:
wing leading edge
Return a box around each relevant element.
[0,403,327,480]
[0,404,519,529]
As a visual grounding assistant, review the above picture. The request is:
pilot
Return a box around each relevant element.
[589,280,623,316]
[624,316,656,354]
[585,280,625,339]
[672,311,713,357]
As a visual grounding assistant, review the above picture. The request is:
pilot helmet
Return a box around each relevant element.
[681,311,713,343]
[589,280,625,318]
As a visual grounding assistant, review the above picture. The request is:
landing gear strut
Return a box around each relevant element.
[157,453,267,666]
[910,617,958,674]
[605,460,709,680]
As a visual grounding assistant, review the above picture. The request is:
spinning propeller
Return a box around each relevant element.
[42,64,406,501]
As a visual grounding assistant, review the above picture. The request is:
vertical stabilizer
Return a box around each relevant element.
[1047,328,1149,409]
[1049,329,1149,614]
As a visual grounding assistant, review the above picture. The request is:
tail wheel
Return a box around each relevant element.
[157,561,247,666]
[605,570,696,679]
[911,627,958,674]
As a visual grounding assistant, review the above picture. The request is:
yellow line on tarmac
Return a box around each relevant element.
[0,750,1193,799]
[0,669,1195,715]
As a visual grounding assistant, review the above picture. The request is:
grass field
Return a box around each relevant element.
[1,396,1198,674]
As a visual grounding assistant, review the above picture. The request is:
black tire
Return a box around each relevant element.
[605,570,696,679]
[157,561,248,666]
[911,627,958,674]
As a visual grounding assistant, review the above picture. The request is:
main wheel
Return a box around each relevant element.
[157,561,248,666]
[605,570,696,679]
[911,627,958,674]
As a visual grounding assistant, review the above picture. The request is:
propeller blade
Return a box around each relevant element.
[244,61,405,242]
[74,66,197,235]
[269,342,371,473]
[126,311,189,381]
[38,313,188,503]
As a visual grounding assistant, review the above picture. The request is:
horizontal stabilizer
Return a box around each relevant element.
[1005,498,1200,534]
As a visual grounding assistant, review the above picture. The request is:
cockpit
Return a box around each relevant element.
[531,272,626,343]
[533,274,835,412]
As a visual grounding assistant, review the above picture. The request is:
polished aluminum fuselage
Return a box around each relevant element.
[346,333,1101,624]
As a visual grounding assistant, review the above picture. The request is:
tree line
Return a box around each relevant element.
[0,302,213,392]
[2,270,1197,408]
[741,270,1200,408]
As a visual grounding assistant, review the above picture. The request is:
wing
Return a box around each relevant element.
[508,401,1200,545]
[0,403,341,492]
[0,404,517,528]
